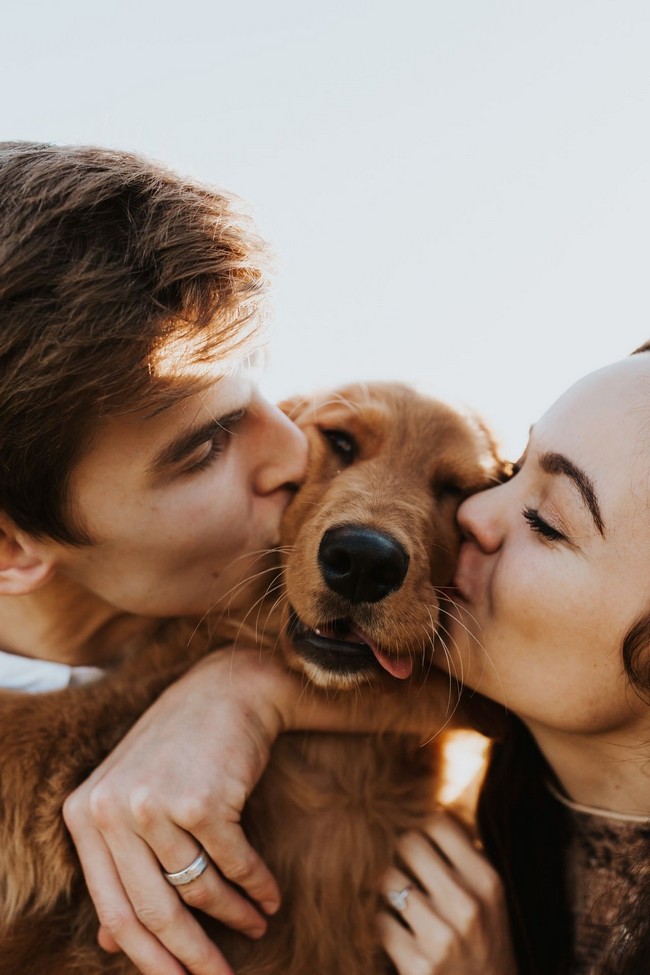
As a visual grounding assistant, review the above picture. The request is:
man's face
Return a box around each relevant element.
[47,371,308,617]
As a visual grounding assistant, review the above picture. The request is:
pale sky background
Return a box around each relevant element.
[3,0,649,456]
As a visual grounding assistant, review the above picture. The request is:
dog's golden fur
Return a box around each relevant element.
[0,383,504,975]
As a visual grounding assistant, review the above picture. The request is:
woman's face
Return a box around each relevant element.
[441,354,650,739]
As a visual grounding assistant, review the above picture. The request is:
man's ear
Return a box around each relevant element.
[0,516,56,595]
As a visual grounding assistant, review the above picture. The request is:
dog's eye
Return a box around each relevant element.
[432,478,465,502]
[320,428,358,464]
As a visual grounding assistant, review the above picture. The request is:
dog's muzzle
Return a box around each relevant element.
[285,525,414,683]
[287,611,414,682]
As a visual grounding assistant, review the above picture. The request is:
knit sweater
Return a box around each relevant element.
[550,785,650,974]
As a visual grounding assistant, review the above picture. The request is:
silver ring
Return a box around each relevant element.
[162,849,210,887]
[387,885,413,912]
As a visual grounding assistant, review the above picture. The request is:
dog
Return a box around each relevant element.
[0,382,505,975]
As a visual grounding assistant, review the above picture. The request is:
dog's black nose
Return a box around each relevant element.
[318,526,409,603]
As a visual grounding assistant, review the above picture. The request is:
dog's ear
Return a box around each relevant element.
[277,394,312,423]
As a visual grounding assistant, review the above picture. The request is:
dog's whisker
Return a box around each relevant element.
[259,590,290,646]
[435,604,509,710]
[421,613,463,722]
[435,598,485,647]
[435,625,465,697]
[185,569,279,648]
[209,561,283,612]
[421,607,456,701]
[415,633,467,746]
[427,613,464,688]
[231,576,285,647]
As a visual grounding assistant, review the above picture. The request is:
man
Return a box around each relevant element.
[0,142,308,975]
[1,143,513,975]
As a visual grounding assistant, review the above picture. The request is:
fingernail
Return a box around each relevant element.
[262,899,280,915]
[247,923,267,940]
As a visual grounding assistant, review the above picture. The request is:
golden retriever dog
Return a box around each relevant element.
[0,383,504,975]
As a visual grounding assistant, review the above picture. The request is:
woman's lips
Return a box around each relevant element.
[448,543,474,603]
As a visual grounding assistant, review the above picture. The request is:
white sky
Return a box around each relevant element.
[3,0,649,456]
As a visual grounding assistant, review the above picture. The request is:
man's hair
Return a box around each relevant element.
[0,142,268,543]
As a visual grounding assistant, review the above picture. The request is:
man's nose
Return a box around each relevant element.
[255,400,308,495]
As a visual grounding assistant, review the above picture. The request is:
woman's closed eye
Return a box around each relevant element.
[522,506,566,543]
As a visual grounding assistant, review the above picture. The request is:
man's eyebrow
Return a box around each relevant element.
[148,413,237,474]
[539,451,605,537]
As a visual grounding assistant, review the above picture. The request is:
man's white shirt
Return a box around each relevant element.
[0,648,104,693]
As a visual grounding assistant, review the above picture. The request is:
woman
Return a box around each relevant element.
[377,341,650,975]
[65,343,650,975]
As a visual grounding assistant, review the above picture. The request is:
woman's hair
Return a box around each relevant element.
[0,142,268,543]
[478,340,650,975]
[478,718,572,974]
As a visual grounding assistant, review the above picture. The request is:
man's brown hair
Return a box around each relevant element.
[0,142,268,543]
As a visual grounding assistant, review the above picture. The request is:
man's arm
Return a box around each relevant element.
[63,647,495,975]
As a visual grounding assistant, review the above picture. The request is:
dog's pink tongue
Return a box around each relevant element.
[360,634,412,680]
[373,650,413,679]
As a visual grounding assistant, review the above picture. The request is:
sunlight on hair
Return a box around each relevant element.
[439,729,490,805]
[149,326,267,383]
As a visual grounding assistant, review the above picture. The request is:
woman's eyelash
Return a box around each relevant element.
[522,506,565,542]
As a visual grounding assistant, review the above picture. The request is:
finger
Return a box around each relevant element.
[383,868,456,961]
[377,910,416,973]
[396,829,478,930]
[165,860,268,937]
[142,827,269,936]
[127,784,282,915]
[378,911,435,975]
[106,831,259,972]
[193,818,281,915]
[382,867,413,914]
[97,927,121,953]
[99,781,273,934]
[422,812,503,901]
[73,826,189,975]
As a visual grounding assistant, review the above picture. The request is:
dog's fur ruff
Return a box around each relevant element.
[0,383,505,975]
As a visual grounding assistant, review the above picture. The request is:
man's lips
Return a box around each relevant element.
[288,611,413,680]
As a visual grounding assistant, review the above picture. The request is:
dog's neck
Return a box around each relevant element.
[0,574,157,667]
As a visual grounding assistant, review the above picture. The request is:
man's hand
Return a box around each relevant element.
[63,646,471,975]
[63,649,298,975]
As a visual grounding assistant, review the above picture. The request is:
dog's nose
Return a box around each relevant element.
[318,526,409,603]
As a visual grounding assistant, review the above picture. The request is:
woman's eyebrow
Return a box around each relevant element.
[539,451,605,537]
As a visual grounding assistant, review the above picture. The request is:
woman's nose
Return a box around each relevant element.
[457,485,505,554]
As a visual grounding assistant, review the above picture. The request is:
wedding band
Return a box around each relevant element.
[387,885,412,912]
[162,849,210,887]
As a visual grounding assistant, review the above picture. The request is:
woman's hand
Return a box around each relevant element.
[379,811,518,975]
[63,648,301,975]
